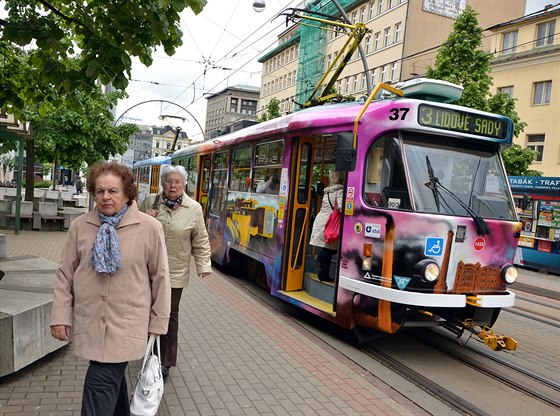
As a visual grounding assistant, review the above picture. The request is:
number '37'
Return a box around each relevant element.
[388,108,410,120]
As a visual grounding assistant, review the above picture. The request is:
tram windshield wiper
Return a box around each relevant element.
[424,156,491,235]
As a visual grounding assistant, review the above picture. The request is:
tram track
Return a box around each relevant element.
[225,271,559,415]
[409,328,560,409]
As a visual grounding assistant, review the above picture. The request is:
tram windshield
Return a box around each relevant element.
[402,132,517,220]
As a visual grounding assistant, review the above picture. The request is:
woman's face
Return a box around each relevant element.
[163,172,185,200]
[94,173,129,216]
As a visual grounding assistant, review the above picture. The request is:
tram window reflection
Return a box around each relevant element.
[230,146,252,192]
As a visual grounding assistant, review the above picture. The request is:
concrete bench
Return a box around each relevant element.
[32,212,65,231]
[0,243,67,377]
[5,214,34,230]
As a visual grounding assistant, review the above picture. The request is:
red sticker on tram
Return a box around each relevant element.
[473,237,486,251]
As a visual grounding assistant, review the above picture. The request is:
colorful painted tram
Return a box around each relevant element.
[169,79,521,350]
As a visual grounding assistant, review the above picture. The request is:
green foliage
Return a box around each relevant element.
[501,144,542,176]
[0,0,207,119]
[29,90,139,170]
[425,5,526,136]
[259,98,281,122]
[33,180,52,188]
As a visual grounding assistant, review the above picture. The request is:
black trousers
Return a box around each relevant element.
[81,361,130,416]
[161,287,183,367]
[316,247,337,280]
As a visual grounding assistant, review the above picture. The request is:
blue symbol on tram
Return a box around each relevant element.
[425,237,444,256]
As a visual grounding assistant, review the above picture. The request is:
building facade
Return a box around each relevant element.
[488,5,559,177]
[205,85,260,139]
[258,0,526,116]
[151,125,189,157]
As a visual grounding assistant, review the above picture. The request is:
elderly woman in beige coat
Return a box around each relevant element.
[140,164,212,378]
[50,162,170,416]
[309,170,344,282]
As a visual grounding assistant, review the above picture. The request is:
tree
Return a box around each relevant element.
[501,144,543,176]
[0,0,206,119]
[259,98,281,122]
[425,5,535,174]
[30,91,138,173]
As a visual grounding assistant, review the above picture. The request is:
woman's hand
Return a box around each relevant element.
[199,273,210,279]
[51,325,70,341]
[146,208,158,217]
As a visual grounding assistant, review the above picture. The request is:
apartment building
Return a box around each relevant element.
[258,0,525,116]
[205,85,260,139]
[151,125,189,157]
[488,5,559,177]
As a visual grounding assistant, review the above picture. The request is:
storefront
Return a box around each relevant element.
[508,176,560,274]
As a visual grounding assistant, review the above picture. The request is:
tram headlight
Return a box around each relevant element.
[413,259,440,284]
[501,265,518,285]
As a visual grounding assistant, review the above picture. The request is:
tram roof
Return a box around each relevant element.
[132,155,171,168]
[172,96,513,159]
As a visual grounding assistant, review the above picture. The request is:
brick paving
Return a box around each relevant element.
[0,229,429,416]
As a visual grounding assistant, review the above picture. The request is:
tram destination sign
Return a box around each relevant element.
[418,104,508,140]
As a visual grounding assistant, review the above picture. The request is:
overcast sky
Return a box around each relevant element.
[112,0,557,141]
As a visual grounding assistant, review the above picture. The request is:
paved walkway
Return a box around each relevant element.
[0,230,557,416]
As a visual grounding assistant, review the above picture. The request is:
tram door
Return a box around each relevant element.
[197,155,211,216]
[149,166,161,194]
[284,137,315,291]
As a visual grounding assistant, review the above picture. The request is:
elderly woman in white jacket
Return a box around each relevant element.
[309,170,344,282]
[140,164,212,378]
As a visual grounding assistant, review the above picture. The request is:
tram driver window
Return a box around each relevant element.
[364,135,410,210]
[253,140,283,195]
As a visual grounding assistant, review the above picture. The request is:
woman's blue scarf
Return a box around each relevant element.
[91,204,129,275]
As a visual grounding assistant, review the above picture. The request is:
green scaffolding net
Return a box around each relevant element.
[294,0,356,109]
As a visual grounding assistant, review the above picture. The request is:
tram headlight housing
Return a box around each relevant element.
[413,259,440,284]
[501,265,518,285]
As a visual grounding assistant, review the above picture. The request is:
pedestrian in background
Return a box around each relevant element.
[309,170,344,282]
[50,162,170,416]
[75,176,83,194]
[140,164,212,378]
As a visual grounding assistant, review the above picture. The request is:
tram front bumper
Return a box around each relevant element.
[339,275,516,308]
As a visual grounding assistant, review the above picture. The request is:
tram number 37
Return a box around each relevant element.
[389,108,410,121]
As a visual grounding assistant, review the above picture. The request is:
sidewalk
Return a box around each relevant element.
[0,230,558,416]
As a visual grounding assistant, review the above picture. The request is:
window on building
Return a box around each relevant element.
[371,67,377,84]
[155,142,160,148]
[166,142,171,150]
[345,77,350,94]
[369,1,375,19]
[526,134,545,162]
[378,0,384,14]
[502,30,518,53]
[533,81,552,105]
[327,53,332,69]
[353,75,358,91]
[536,20,555,47]
[366,36,371,53]
[384,27,391,47]
[381,65,387,82]
[390,62,398,81]
[362,73,367,90]
[352,11,357,24]
[374,32,380,50]
[394,22,402,43]
[360,7,366,22]
[498,86,514,98]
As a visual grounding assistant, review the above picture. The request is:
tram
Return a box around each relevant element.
[132,155,171,206]
[170,79,520,350]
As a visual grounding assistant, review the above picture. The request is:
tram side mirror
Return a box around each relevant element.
[335,132,356,172]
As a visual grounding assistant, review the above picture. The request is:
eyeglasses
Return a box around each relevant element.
[164,180,183,186]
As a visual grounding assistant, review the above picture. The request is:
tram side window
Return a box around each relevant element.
[253,140,283,195]
[185,157,198,198]
[364,135,410,209]
[229,146,252,192]
[209,151,228,216]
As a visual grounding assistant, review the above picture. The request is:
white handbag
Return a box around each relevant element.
[130,335,164,416]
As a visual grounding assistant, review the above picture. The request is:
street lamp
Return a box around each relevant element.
[253,0,265,12]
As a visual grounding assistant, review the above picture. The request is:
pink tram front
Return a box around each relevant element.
[172,81,521,347]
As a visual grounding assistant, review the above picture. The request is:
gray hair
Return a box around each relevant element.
[160,164,187,186]
[329,170,344,185]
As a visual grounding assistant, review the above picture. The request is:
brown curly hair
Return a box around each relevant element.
[86,162,137,204]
